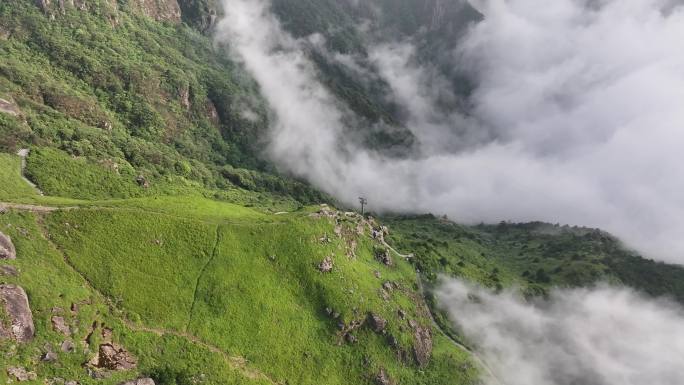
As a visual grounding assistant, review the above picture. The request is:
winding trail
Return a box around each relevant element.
[7,199,500,385]
[16,149,43,195]
[382,238,504,385]
[28,206,280,385]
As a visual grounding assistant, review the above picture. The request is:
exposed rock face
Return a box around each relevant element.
[52,315,71,336]
[0,265,18,276]
[368,313,387,333]
[135,175,149,188]
[93,343,137,370]
[412,326,433,368]
[7,367,37,382]
[119,378,155,385]
[375,249,393,267]
[177,0,221,32]
[131,0,181,23]
[317,256,334,273]
[0,233,17,259]
[375,367,393,385]
[61,339,76,352]
[0,98,21,116]
[0,285,35,343]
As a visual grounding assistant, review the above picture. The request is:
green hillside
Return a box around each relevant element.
[1,1,684,385]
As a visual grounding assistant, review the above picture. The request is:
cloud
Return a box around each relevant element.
[437,278,684,385]
[215,0,684,263]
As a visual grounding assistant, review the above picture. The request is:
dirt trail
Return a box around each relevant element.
[382,239,504,385]
[33,214,281,385]
[122,320,279,384]
[16,149,43,195]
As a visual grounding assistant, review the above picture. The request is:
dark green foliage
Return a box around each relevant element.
[386,216,684,303]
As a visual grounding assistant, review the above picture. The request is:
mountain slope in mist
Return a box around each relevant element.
[220,0,684,264]
[1,1,684,385]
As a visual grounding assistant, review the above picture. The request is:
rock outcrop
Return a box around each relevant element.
[91,343,137,370]
[412,325,433,368]
[367,313,387,333]
[0,232,16,260]
[52,315,71,336]
[7,367,37,382]
[0,285,35,343]
[375,249,393,267]
[0,98,21,116]
[0,265,18,276]
[375,368,393,385]
[317,256,334,273]
[119,378,155,385]
[131,0,181,23]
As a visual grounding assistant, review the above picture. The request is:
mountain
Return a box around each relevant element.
[0,1,683,385]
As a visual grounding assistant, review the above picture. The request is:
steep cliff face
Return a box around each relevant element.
[34,0,183,24]
[130,0,182,23]
[177,0,221,32]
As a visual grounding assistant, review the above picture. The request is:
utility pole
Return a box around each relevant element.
[359,197,367,216]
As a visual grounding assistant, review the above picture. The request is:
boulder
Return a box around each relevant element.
[7,367,37,382]
[412,326,433,368]
[135,175,149,189]
[0,98,20,116]
[52,315,71,336]
[0,285,35,343]
[0,265,18,276]
[375,249,393,267]
[0,232,16,260]
[367,313,387,333]
[93,343,137,370]
[42,350,58,362]
[61,340,76,352]
[375,368,393,385]
[317,256,334,273]
[119,378,155,385]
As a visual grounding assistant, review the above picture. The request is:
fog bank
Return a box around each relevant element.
[216,0,684,263]
[438,279,684,385]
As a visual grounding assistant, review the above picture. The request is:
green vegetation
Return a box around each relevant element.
[2,1,684,385]
[0,153,37,199]
[386,215,684,301]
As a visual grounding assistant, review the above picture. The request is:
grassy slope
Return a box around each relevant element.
[0,153,36,200]
[0,156,479,385]
[0,0,323,205]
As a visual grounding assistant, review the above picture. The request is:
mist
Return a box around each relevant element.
[215,0,684,263]
[438,278,684,385]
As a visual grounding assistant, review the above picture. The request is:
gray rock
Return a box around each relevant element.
[412,326,433,368]
[0,265,18,276]
[375,368,393,385]
[119,378,155,385]
[93,343,137,370]
[0,285,35,343]
[61,340,75,352]
[42,350,58,362]
[368,313,387,333]
[0,231,16,260]
[0,98,21,116]
[375,249,393,267]
[317,256,334,273]
[52,315,71,336]
[6,367,37,382]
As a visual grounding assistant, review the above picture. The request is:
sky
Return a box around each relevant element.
[214,0,684,264]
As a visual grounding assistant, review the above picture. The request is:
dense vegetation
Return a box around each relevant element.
[2,1,684,385]
[0,0,323,205]
[386,215,684,302]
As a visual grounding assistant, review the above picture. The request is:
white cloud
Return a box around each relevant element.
[215,0,684,263]
[437,278,684,385]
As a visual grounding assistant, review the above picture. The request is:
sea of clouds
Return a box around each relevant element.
[215,0,684,264]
